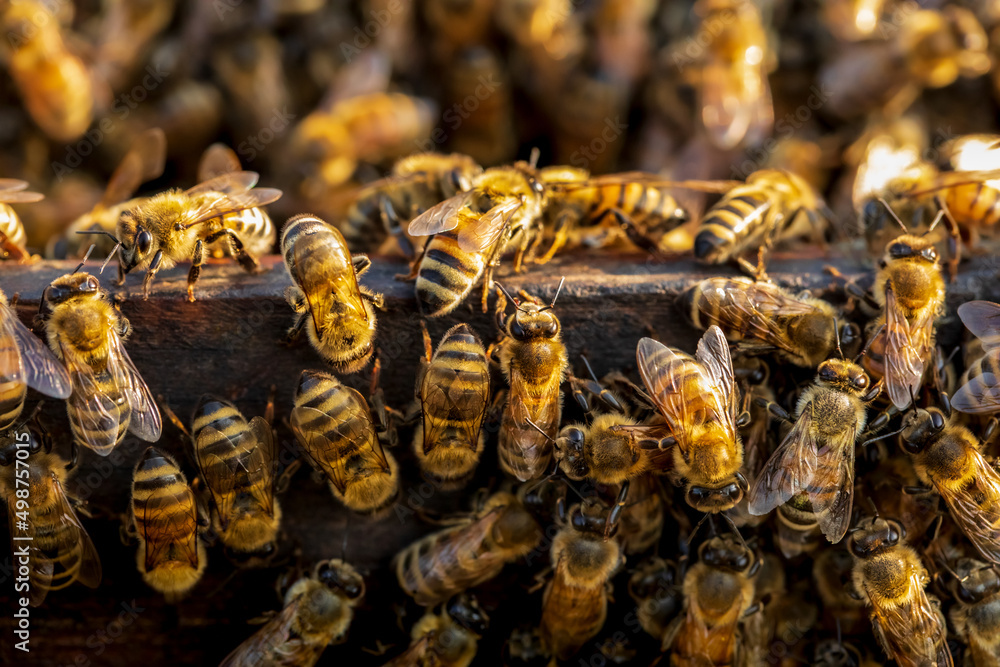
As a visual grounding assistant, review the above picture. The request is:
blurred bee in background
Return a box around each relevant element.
[383,593,489,667]
[540,497,624,661]
[502,626,549,667]
[823,0,888,41]
[394,490,541,606]
[590,0,658,87]
[220,559,365,667]
[619,327,748,514]
[494,283,568,482]
[89,0,176,97]
[628,556,685,641]
[681,276,860,369]
[546,71,630,175]
[289,367,399,516]
[900,407,1000,565]
[0,424,101,606]
[38,270,161,456]
[406,157,547,317]
[422,0,494,63]
[281,214,382,374]
[442,47,517,167]
[0,288,71,430]
[686,0,775,150]
[128,447,206,602]
[661,534,760,663]
[868,454,940,547]
[0,179,43,262]
[100,170,282,300]
[1,0,93,142]
[952,300,1000,415]
[56,128,167,260]
[847,515,953,666]
[412,323,490,489]
[943,557,1000,666]
[727,358,774,529]
[608,472,664,555]
[166,394,280,566]
[813,549,867,636]
[748,352,881,546]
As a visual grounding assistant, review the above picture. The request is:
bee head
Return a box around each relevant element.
[43,273,102,305]
[885,234,938,264]
[447,593,489,635]
[316,559,365,602]
[950,558,1000,604]
[813,638,863,667]
[628,557,680,605]
[900,407,946,454]
[571,497,617,538]
[554,426,589,480]
[505,302,560,341]
[0,427,44,467]
[816,359,870,394]
[685,479,744,513]
[848,516,903,558]
[698,535,755,573]
[117,208,156,273]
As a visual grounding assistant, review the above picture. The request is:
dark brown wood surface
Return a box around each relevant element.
[1,251,998,666]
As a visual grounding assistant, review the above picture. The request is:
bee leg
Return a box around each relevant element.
[283,312,307,345]
[610,209,665,258]
[752,397,791,424]
[359,286,384,309]
[481,265,496,313]
[158,396,191,438]
[420,320,433,362]
[116,259,127,287]
[142,250,162,300]
[935,195,961,282]
[217,229,258,274]
[379,196,415,258]
[396,234,432,282]
[984,417,999,447]
[351,254,372,276]
[535,209,573,265]
[604,480,630,541]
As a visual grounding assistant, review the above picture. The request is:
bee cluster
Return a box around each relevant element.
[3,0,1000,666]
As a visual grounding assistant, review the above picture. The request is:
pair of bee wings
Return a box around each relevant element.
[381,634,437,667]
[503,365,562,482]
[174,171,282,232]
[135,478,200,572]
[661,593,747,663]
[865,580,953,667]
[0,303,71,398]
[219,598,330,667]
[407,190,523,252]
[419,364,490,454]
[289,397,388,495]
[636,327,738,457]
[0,178,44,204]
[9,472,101,607]
[746,401,857,542]
[953,300,1000,414]
[195,417,276,530]
[289,227,369,340]
[59,328,161,455]
[933,447,1000,565]
[883,284,936,410]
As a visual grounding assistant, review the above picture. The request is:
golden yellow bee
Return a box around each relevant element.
[627,556,685,640]
[0,426,101,606]
[662,534,760,664]
[219,559,365,667]
[289,368,399,516]
[494,283,569,482]
[1,0,93,142]
[129,447,206,602]
[951,300,1000,415]
[0,288,71,430]
[281,214,382,374]
[61,128,166,261]
[0,179,44,262]
[540,498,623,661]
[747,357,881,544]
[901,407,1000,565]
[38,271,161,456]
[847,515,953,667]
[413,323,490,489]
[383,593,488,667]
[441,48,517,167]
[105,171,281,300]
[944,558,1000,666]
[169,394,281,564]
[406,159,547,316]
[394,491,541,606]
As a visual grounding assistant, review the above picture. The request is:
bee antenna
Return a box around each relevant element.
[926,209,945,235]
[834,318,844,359]
[867,497,881,523]
[341,515,349,562]
[545,277,566,310]
[860,424,906,448]
[580,354,600,384]
[936,558,962,582]
[495,282,526,312]
[100,242,121,274]
[720,512,748,550]
[878,198,908,233]
[523,416,556,443]
[528,147,540,169]
[75,229,120,243]
[854,323,886,364]
[562,478,586,502]
[72,244,96,273]
[687,513,711,546]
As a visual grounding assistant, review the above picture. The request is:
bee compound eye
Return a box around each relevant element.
[854,375,868,389]
[930,411,945,431]
[510,319,526,339]
[137,230,152,253]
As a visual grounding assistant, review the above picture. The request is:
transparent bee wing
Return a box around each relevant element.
[958,300,1000,349]
[952,368,1000,415]
[407,191,477,237]
[1,302,71,397]
[105,331,161,442]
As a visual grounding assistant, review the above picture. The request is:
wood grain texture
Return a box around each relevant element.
[0,250,997,666]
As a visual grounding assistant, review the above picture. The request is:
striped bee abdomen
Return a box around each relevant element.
[416,232,487,317]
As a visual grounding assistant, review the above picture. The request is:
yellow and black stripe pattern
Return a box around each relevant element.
[0,204,27,252]
[939,175,1000,230]
[0,328,26,429]
[775,498,823,559]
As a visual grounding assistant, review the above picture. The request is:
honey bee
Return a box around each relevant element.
[952,300,1000,415]
[813,549,867,637]
[413,323,490,489]
[494,283,569,482]
[689,0,774,150]
[693,170,828,272]
[394,490,541,606]
[606,473,664,555]
[617,326,748,514]
[281,214,382,374]
[540,497,624,661]
[747,356,881,545]
[681,276,860,369]
[104,171,282,300]
[58,128,167,261]
[0,425,101,606]
[627,557,685,640]
[662,534,760,663]
[0,179,43,262]
[289,368,399,516]
[406,157,547,316]
[219,559,365,667]
[383,593,489,667]
[129,447,206,601]
[344,152,482,254]
[0,289,71,430]
[442,47,517,167]
[38,271,161,456]
[1,0,93,142]
[900,407,1000,565]
[847,515,953,667]
[944,557,1000,666]
[178,394,280,564]
[423,0,494,62]
[547,72,629,175]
